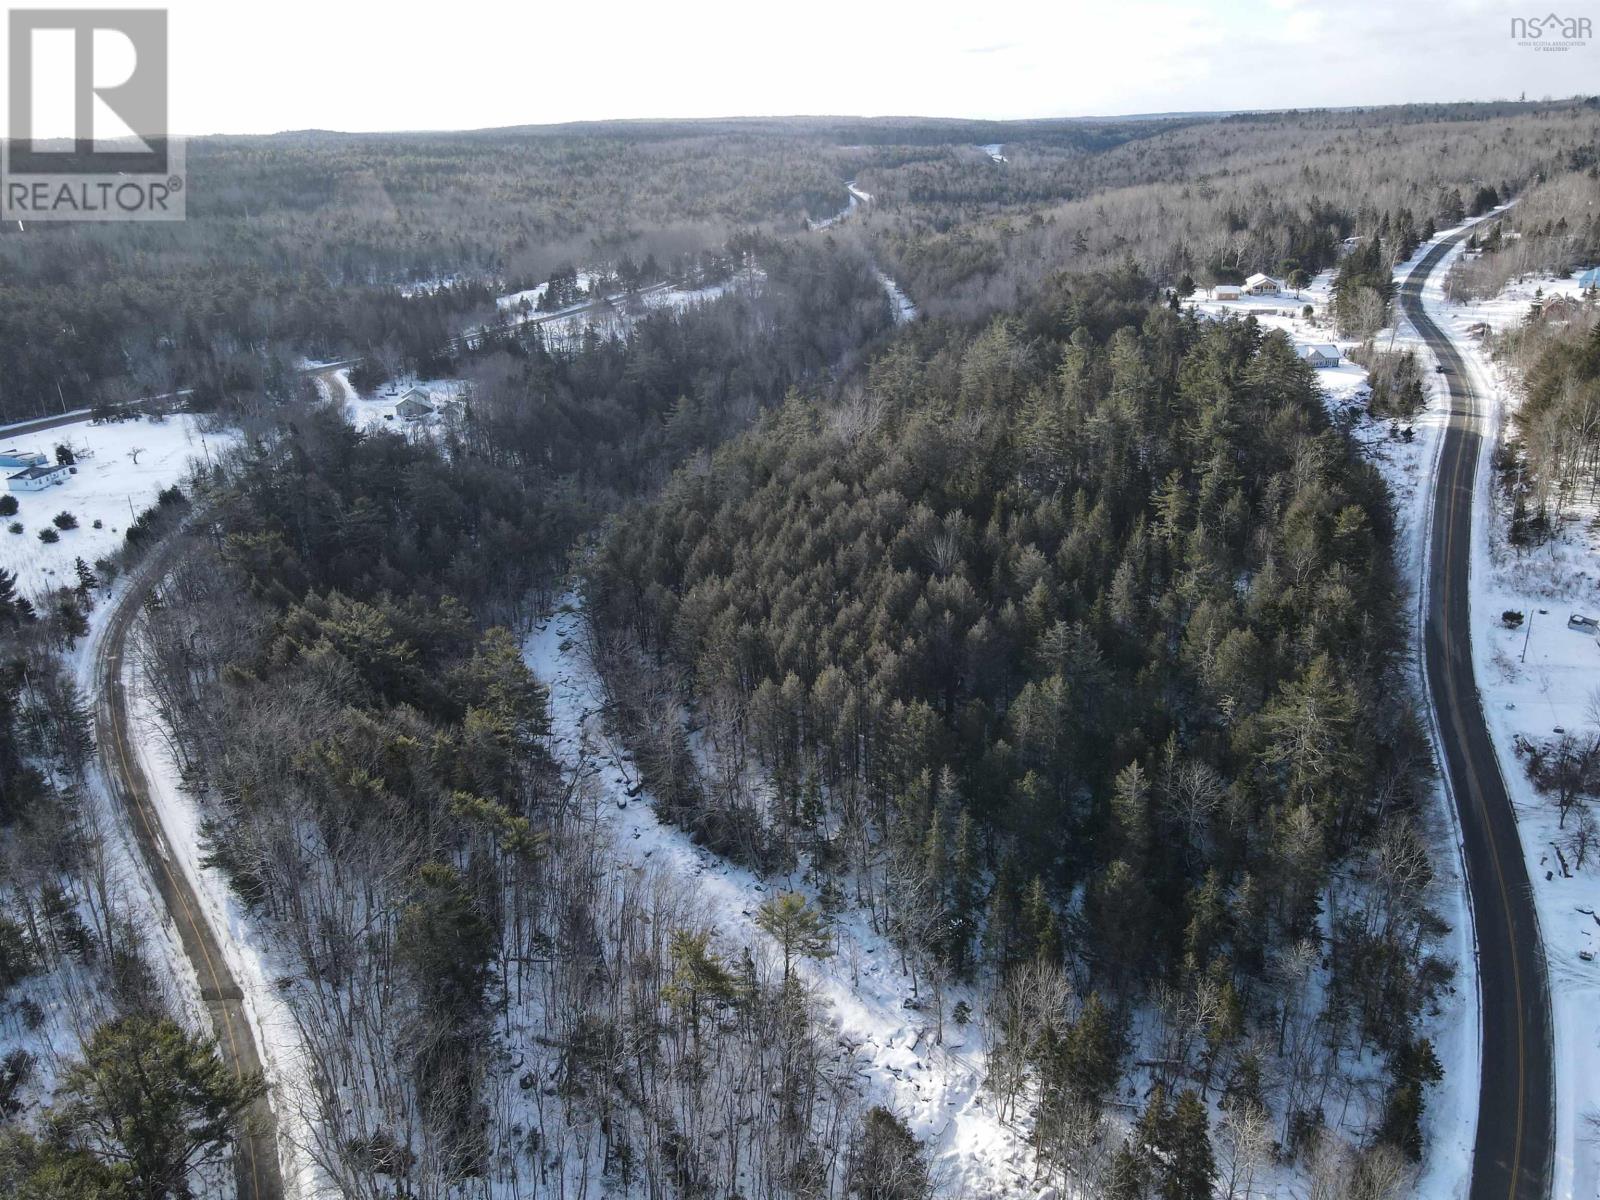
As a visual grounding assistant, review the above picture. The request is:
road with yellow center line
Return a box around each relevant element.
[1403,230,1552,1200]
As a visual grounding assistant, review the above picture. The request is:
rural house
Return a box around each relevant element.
[395,388,435,421]
[1296,344,1341,368]
[7,462,71,492]
[1212,283,1242,300]
[1244,273,1283,295]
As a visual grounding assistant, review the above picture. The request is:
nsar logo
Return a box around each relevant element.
[1510,12,1592,51]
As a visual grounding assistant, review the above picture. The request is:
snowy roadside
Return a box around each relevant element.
[1189,220,1504,1198]
[123,658,329,1199]
[1420,253,1600,1200]
[523,600,1039,1199]
[0,592,212,1163]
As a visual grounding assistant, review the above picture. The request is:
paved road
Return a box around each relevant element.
[1403,231,1553,1199]
[0,408,97,439]
[94,536,284,1200]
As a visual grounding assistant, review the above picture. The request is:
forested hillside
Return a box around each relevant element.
[865,101,1600,318]
[587,283,1441,1191]
[5,102,1598,425]
[4,96,1596,1200]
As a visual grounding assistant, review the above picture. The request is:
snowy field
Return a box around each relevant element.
[474,270,764,352]
[1,414,227,603]
[1425,251,1600,1200]
[494,269,599,317]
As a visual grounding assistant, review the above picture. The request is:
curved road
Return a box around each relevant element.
[94,535,284,1200]
[1404,231,1553,1199]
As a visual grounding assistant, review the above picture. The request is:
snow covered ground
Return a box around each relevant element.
[125,658,329,1200]
[320,368,468,435]
[1423,251,1600,1200]
[526,272,762,350]
[467,270,764,353]
[810,182,872,231]
[876,268,919,325]
[979,144,1007,164]
[524,602,1040,1198]
[1,414,227,604]
[495,270,599,317]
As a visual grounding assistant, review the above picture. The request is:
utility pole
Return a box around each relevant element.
[1522,608,1534,663]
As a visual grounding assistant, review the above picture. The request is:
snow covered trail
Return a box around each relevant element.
[523,599,1040,1199]
[806,181,918,325]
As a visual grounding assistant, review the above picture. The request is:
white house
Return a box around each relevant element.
[1243,273,1283,295]
[1212,284,1242,301]
[1296,344,1341,368]
[7,463,71,492]
[395,388,435,421]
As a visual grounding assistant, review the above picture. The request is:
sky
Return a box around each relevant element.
[4,0,1597,138]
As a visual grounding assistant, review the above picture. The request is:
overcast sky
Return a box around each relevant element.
[7,0,1598,137]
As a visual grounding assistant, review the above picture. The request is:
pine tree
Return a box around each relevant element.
[396,862,494,1023]
[54,597,89,647]
[1061,992,1123,1108]
[756,892,833,980]
[1020,876,1061,964]
[663,929,743,1033]
[0,569,32,628]
[949,809,979,974]
[54,1015,265,1200]
[73,557,99,598]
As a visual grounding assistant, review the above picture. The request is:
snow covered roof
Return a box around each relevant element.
[396,389,435,416]
[1577,267,1600,289]
[8,463,67,480]
[1244,272,1281,287]
[1297,344,1340,358]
